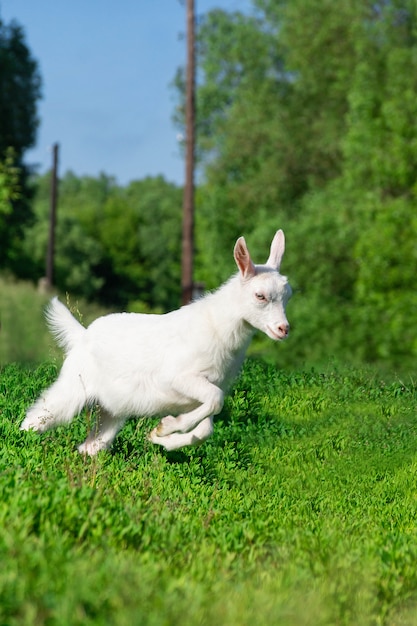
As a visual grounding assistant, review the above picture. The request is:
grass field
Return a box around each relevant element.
[1,358,417,625]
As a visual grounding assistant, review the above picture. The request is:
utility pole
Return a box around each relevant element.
[46,143,59,289]
[181,0,196,305]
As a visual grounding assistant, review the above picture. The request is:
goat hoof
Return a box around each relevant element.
[148,428,158,444]
[156,415,178,436]
[20,414,49,433]
[148,428,168,449]
[78,439,106,456]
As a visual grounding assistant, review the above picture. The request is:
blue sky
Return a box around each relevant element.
[1,0,251,186]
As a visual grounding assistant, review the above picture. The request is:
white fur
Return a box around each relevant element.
[20,230,292,454]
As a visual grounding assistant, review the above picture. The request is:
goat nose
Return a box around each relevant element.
[278,323,290,337]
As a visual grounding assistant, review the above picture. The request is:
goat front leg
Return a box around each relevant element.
[152,375,224,438]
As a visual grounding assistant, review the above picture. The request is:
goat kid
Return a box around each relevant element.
[20,230,292,454]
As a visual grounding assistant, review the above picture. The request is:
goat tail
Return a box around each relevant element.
[45,297,86,353]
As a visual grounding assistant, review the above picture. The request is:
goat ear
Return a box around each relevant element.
[234,236,256,279]
[266,229,285,270]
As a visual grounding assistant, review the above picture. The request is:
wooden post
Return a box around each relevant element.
[181,0,196,306]
[46,143,59,289]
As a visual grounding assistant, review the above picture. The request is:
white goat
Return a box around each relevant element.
[20,230,292,454]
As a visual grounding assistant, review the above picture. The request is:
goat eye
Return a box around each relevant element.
[255,292,267,302]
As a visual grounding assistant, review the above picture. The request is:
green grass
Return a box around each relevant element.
[1,359,417,625]
[0,275,110,365]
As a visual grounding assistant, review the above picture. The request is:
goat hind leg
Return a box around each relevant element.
[78,408,126,456]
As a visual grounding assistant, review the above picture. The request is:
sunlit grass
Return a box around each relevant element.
[1,359,417,625]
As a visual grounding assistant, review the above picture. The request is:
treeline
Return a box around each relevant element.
[23,173,183,312]
[2,0,417,370]
[189,0,417,370]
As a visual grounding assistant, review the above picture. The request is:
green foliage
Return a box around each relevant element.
[0,16,42,272]
[0,18,41,154]
[0,147,20,214]
[188,0,369,254]
[104,177,181,310]
[2,359,417,624]
[23,173,182,310]
[343,24,417,196]
[354,197,417,362]
[187,0,417,370]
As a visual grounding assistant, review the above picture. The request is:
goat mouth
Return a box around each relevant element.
[267,326,288,341]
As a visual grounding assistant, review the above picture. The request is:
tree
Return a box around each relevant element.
[24,173,183,310]
[342,1,417,364]
[0,147,20,214]
[123,177,183,311]
[354,197,417,363]
[174,2,368,286]
[23,172,106,300]
[0,16,42,271]
[283,0,417,367]
[0,19,41,154]
[176,0,417,367]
